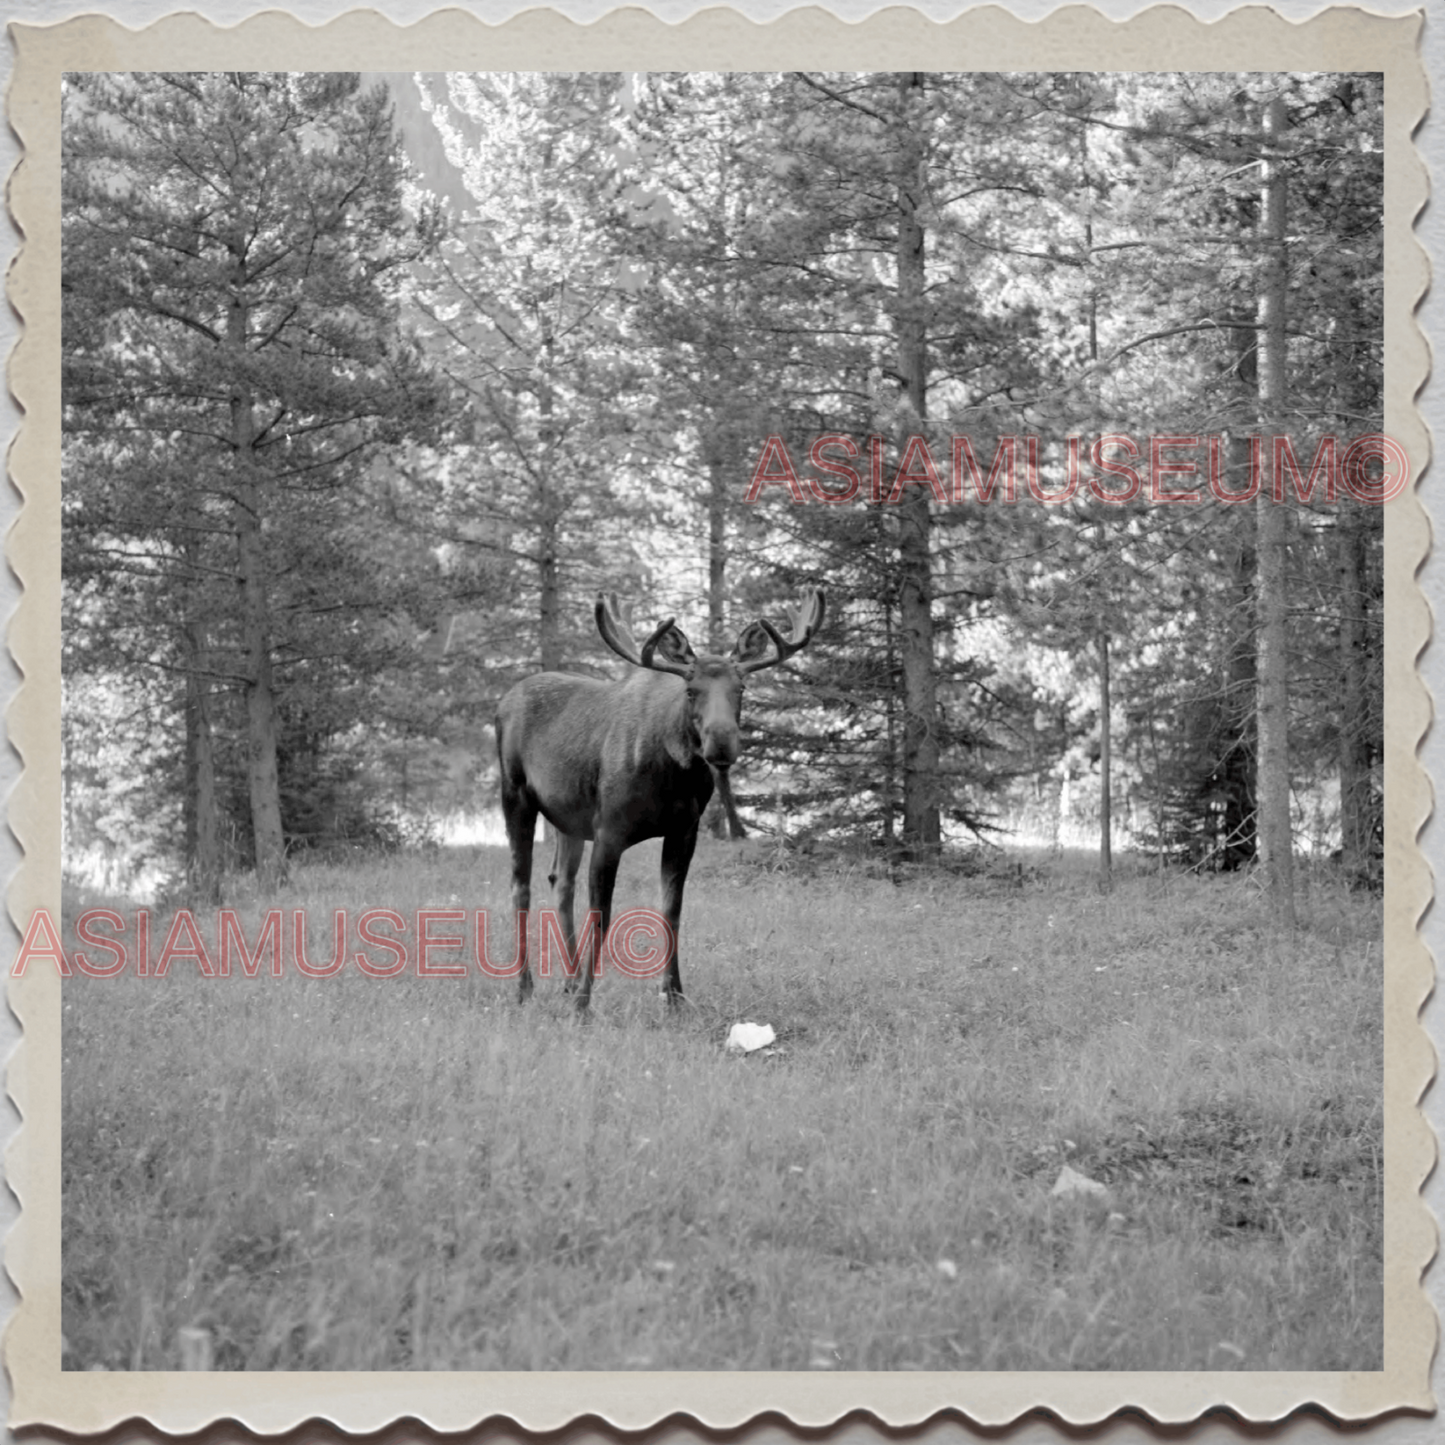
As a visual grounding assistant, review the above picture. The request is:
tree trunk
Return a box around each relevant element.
[1254,95,1295,928]
[1336,505,1373,886]
[708,450,727,652]
[1209,317,1262,870]
[701,446,746,839]
[536,356,563,672]
[1146,702,1165,875]
[236,492,286,887]
[537,526,561,671]
[180,494,222,903]
[228,275,287,888]
[882,595,897,850]
[1223,506,1258,869]
[1099,631,1112,888]
[894,73,940,859]
[183,619,222,904]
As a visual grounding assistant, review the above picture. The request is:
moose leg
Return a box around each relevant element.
[501,791,538,1002]
[659,823,699,1002]
[544,821,562,888]
[577,832,623,1014]
[552,832,587,994]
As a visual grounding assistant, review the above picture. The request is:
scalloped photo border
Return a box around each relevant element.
[5,5,1433,1433]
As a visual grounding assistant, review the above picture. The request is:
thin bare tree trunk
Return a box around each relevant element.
[536,354,562,673]
[882,595,898,851]
[1224,451,1258,870]
[701,446,746,839]
[180,492,222,903]
[1254,95,1295,928]
[1333,167,1378,891]
[537,527,561,671]
[1336,505,1372,885]
[708,451,727,652]
[537,347,560,869]
[1146,702,1165,875]
[1099,631,1112,889]
[183,619,222,904]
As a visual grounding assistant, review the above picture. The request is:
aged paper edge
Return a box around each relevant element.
[5,3,1433,1433]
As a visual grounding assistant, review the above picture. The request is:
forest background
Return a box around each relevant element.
[60,69,1386,909]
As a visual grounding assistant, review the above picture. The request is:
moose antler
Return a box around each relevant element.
[640,621,695,674]
[737,589,826,674]
[596,593,695,677]
[595,593,645,664]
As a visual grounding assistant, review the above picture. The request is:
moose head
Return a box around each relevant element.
[594,591,826,772]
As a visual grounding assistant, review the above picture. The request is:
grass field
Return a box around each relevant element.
[60,840,1382,1371]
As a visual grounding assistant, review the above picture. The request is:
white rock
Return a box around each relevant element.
[1050,1164,1109,1199]
[726,1021,776,1052]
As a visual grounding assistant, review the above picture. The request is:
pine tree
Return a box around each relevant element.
[63,73,443,887]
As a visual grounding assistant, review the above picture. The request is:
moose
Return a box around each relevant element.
[495,590,825,1012]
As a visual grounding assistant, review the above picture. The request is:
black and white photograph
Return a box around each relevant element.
[7,4,1432,1431]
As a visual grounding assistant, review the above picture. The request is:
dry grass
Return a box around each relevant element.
[60,841,1382,1371]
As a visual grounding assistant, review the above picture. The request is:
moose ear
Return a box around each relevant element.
[731,621,774,669]
[651,623,697,670]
